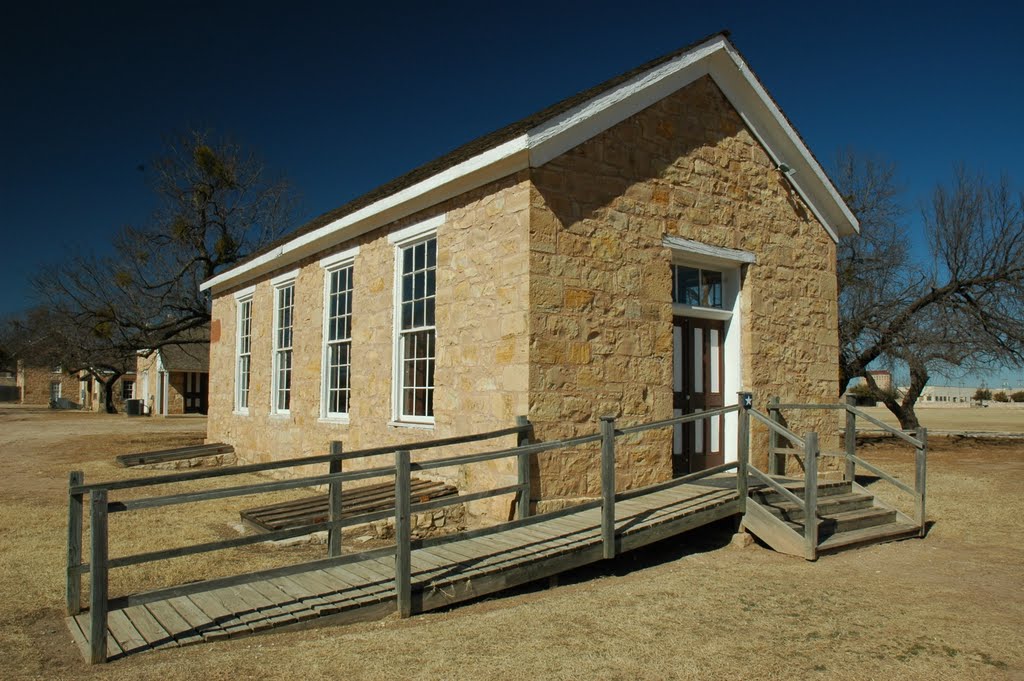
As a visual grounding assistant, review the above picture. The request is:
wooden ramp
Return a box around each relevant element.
[67,478,739,661]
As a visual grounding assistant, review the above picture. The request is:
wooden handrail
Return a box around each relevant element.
[749,408,806,448]
[73,421,532,495]
[843,405,922,447]
[617,404,739,435]
[747,466,805,510]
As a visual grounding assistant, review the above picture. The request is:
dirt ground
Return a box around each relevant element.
[853,406,1023,435]
[0,404,1022,680]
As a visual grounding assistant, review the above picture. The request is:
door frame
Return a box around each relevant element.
[665,236,752,475]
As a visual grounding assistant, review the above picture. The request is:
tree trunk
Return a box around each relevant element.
[101,372,122,414]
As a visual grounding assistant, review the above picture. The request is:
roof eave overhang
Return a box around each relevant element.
[202,34,857,295]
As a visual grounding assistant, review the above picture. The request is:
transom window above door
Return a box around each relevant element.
[672,265,723,309]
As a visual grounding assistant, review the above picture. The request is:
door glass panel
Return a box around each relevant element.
[710,329,719,393]
[694,409,704,452]
[693,328,703,393]
[711,414,720,453]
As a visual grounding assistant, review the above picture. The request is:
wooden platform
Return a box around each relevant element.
[115,443,234,468]
[67,477,740,661]
[240,478,458,532]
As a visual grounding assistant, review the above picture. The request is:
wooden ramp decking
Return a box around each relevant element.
[67,477,740,661]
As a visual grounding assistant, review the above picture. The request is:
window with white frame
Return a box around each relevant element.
[320,249,357,419]
[271,275,296,414]
[672,265,723,308]
[388,217,441,423]
[235,292,253,412]
[121,380,135,400]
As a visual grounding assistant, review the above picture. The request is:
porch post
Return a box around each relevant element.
[394,450,412,618]
[768,396,782,475]
[915,427,928,537]
[600,416,616,560]
[803,432,819,561]
[515,415,532,520]
[736,393,751,514]
[328,441,343,558]
[844,394,857,482]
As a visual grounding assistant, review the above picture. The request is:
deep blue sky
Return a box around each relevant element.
[2,1,1022,387]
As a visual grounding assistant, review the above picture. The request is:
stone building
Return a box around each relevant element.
[201,33,857,514]
[16,360,80,407]
[78,371,137,413]
[137,333,211,416]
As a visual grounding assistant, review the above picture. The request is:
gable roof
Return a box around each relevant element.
[202,31,858,294]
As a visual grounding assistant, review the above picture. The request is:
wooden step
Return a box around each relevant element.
[115,443,233,467]
[816,520,921,554]
[785,507,898,535]
[240,478,458,532]
[751,480,852,505]
[760,492,876,522]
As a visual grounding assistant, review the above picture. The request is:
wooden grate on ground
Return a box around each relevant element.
[239,479,458,532]
[115,443,234,468]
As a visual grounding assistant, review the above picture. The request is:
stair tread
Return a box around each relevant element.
[782,506,896,533]
[816,521,920,552]
[759,492,874,513]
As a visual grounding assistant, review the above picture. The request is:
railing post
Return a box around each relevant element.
[600,416,616,560]
[515,415,531,520]
[67,471,84,616]
[89,489,109,664]
[328,441,343,558]
[737,393,751,514]
[803,432,819,561]
[768,396,782,475]
[394,450,412,618]
[915,427,928,537]
[844,394,857,482]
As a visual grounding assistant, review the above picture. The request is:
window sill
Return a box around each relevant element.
[672,303,733,321]
[268,413,292,421]
[319,416,350,425]
[387,420,434,430]
[232,409,250,417]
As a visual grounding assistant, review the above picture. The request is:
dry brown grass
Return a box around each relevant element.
[1,405,1021,680]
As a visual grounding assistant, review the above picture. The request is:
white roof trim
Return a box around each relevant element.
[319,245,360,269]
[663,235,756,266]
[232,284,256,300]
[270,268,299,287]
[202,34,856,294]
[387,214,444,246]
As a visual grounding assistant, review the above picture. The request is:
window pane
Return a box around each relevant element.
[702,270,723,308]
[673,266,700,305]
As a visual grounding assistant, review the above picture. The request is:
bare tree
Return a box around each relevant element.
[837,154,1024,429]
[33,130,295,354]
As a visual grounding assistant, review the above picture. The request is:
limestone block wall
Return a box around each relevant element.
[16,364,80,406]
[207,173,531,518]
[528,75,840,502]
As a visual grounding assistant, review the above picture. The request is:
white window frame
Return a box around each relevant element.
[270,271,298,416]
[233,285,255,415]
[319,246,359,423]
[121,380,135,400]
[389,215,443,426]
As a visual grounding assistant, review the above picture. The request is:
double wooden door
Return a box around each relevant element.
[673,316,725,475]
[183,372,209,414]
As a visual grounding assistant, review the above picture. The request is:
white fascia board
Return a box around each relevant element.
[663,235,756,267]
[319,245,360,269]
[526,37,724,167]
[714,45,859,239]
[387,214,444,245]
[232,284,256,300]
[270,268,299,287]
[200,136,528,294]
